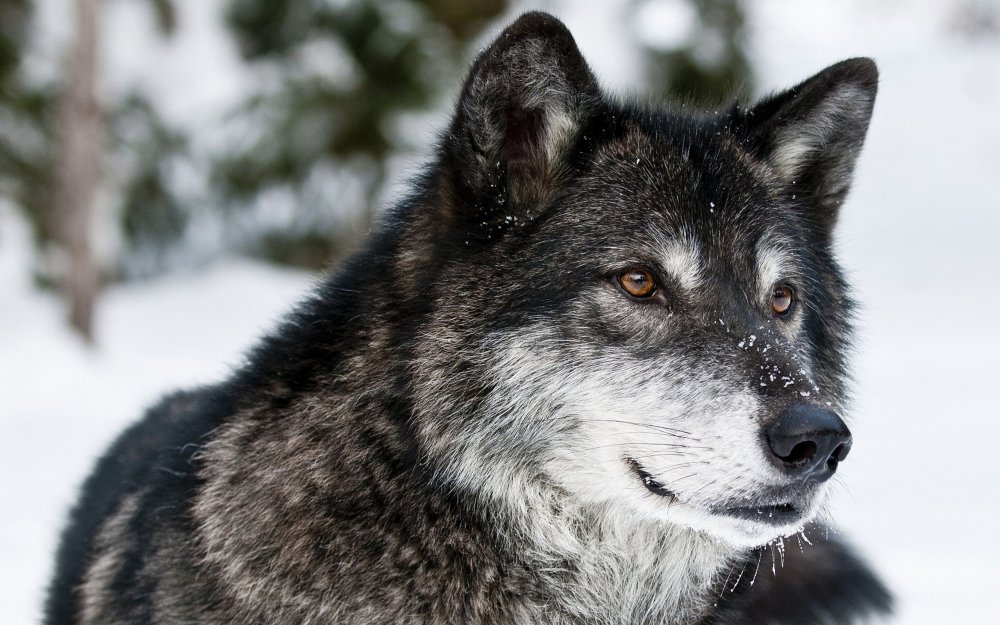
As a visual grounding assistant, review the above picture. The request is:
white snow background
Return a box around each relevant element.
[2,1,999,623]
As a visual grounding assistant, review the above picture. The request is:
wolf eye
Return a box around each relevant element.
[617,268,657,298]
[771,285,794,316]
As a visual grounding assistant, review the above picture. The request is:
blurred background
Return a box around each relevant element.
[2,0,998,623]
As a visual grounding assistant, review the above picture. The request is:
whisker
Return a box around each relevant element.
[578,439,697,451]
[749,548,764,586]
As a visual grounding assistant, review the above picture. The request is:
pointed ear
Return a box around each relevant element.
[736,58,878,230]
[446,12,600,219]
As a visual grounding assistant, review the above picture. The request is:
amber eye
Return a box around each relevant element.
[618,268,657,298]
[771,285,794,316]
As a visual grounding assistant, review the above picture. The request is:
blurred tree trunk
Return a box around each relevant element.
[54,0,103,343]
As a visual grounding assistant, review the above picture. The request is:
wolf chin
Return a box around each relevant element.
[47,12,892,625]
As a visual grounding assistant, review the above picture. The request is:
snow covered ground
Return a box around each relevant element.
[3,1,999,623]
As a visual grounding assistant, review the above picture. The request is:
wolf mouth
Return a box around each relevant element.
[625,457,676,498]
[625,457,809,526]
[717,502,804,526]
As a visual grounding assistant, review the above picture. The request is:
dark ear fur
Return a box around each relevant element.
[446,12,600,219]
[734,58,878,231]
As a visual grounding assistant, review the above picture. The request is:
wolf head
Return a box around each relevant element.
[407,12,877,549]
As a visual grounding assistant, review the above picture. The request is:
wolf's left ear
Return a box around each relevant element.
[445,12,600,219]
[734,58,878,230]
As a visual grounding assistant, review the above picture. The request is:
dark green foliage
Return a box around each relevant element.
[0,0,58,250]
[0,0,189,282]
[216,0,509,268]
[112,93,189,273]
[639,0,754,106]
[247,228,353,270]
[424,0,508,39]
[148,0,178,36]
[0,84,57,247]
[0,0,31,86]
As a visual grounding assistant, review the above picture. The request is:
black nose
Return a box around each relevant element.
[765,404,852,482]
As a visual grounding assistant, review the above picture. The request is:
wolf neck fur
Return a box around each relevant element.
[459,465,741,624]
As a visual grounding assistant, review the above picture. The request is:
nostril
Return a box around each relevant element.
[780,441,817,466]
[825,442,850,473]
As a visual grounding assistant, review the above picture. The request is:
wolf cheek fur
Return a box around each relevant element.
[46,11,892,625]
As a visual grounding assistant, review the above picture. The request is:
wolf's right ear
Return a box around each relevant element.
[445,12,600,220]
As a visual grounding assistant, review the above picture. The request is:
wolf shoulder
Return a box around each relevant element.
[43,388,230,624]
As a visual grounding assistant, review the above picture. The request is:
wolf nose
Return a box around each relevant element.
[765,404,852,482]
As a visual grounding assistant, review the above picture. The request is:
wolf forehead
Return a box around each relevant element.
[559,119,804,261]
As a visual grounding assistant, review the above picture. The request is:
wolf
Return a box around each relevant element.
[46,12,892,625]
